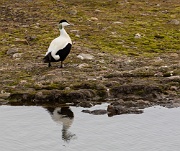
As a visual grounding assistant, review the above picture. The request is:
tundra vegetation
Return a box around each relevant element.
[0,0,179,114]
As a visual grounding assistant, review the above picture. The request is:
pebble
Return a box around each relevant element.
[67,10,77,15]
[13,53,23,58]
[113,21,123,24]
[6,48,19,55]
[90,17,98,21]
[134,33,141,39]
[82,109,107,115]
[0,93,11,99]
[169,19,179,25]
[14,38,28,45]
[77,102,93,108]
[170,86,178,91]
[64,87,71,91]
[78,63,89,69]
[77,53,94,60]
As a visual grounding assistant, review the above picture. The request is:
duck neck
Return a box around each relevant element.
[59,27,68,37]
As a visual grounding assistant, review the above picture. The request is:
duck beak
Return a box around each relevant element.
[69,23,74,26]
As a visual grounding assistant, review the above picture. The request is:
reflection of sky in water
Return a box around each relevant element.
[0,105,180,151]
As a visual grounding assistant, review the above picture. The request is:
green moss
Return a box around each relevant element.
[0,0,179,104]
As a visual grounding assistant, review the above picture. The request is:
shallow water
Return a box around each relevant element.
[0,104,180,151]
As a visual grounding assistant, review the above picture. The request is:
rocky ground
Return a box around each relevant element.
[0,0,179,115]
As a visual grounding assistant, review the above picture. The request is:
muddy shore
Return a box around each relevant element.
[0,0,179,115]
[1,50,179,115]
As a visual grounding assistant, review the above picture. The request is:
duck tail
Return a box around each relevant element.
[43,52,51,63]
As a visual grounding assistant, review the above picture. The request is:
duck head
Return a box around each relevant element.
[59,19,70,29]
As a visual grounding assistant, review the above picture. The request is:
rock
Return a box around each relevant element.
[166,76,180,82]
[110,84,162,98]
[70,30,80,37]
[64,87,71,91]
[77,63,89,69]
[20,80,28,85]
[169,19,179,25]
[107,105,143,116]
[35,91,47,100]
[170,86,178,91]
[12,53,23,58]
[91,109,107,115]
[134,33,141,39]
[6,48,19,55]
[67,10,77,15]
[136,99,150,108]
[14,38,28,45]
[0,93,11,99]
[82,109,91,114]
[111,99,125,106]
[77,53,94,60]
[25,35,37,41]
[82,109,107,115]
[0,99,8,105]
[90,17,98,21]
[113,21,123,24]
[169,53,179,58]
[154,72,163,77]
[70,30,79,34]
[75,34,80,38]
[68,89,96,101]
[95,9,101,13]
[77,102,93,108]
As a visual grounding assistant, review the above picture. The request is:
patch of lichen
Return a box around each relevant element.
[0,0,179,104]
[1,0,180,56]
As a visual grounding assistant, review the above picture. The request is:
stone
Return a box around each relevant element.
[67,10,77,15]
[6,48,19,55]
[70,30,79,34]
[107,105,143,116]
[14,38,28,45]
[95,9,101,13]
[70,30,80,37]
[25,35,37,41]
[82,109,107,115]
[169,53,179,58]
[167,76,180,81]
[12,53,23,58]
[77,63,89,69]
[113,21,123,24]
[134,33,141,39]
[64,87,71,91]
[0,99,8,105]
[91,109,107,115]
[0,93,11,99]
[154,72,163,77]
[170,86,178,91]
[90,17,98,21]
[77,53,94,60]
[111,99,125,106]
[82,110,91,114]
[169,19,179,25]
[77,102,93,108]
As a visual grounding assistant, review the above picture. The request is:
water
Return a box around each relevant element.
[0,104,180,151]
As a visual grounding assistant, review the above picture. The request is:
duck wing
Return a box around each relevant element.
[45,37,70,56]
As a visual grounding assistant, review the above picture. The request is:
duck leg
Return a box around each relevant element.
[60,61,63,68]
[48,62,51,67]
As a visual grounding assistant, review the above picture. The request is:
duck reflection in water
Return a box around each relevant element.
[45,106,76,142]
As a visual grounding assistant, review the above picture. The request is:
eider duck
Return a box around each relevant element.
[43,19,72,68]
